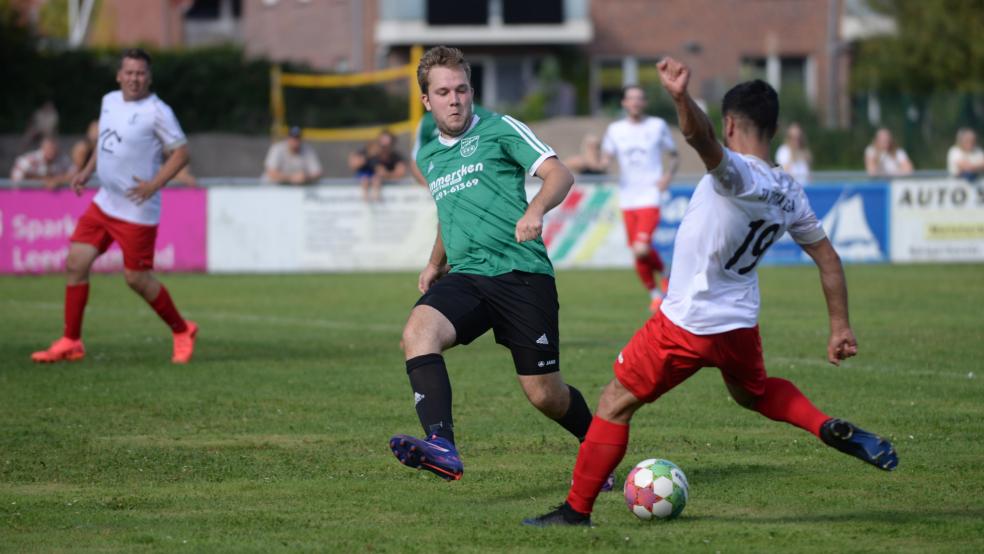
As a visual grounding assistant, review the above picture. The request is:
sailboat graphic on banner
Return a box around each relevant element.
[817,192,882,261]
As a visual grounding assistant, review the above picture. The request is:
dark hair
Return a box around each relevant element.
[621,84,645,99]
[721,79,779,140]
[417,46,470,94]
[120,48,152,68]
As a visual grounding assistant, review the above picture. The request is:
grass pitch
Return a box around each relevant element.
[1,265,983,552]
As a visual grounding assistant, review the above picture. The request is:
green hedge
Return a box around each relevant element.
[0,12,410,135]
[0,43,273,134]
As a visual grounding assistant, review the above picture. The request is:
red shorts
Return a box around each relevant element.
[614,310,767,403]
[622,207,660,246]
[70,202,158,271]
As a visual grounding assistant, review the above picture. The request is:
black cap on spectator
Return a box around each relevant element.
[288,126,302,138]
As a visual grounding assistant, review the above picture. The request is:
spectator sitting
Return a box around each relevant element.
[865,127,913,177]
[71,120,100,171]
[348,138,380,198]
[20,100,59,152]
[947,128,984,182]
[775,122,812,185]
[263,126,323,185]
[10,135,74,189]
[563,134,608,175]
[350,130,406,202]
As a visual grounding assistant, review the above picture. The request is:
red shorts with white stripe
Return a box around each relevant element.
[70,202,158,271]
[613,310,766,403]
[622,207,660,246]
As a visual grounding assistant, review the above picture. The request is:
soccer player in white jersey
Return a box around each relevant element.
[601,85,679,312]
[525,57,898,527]
[31,49,198,364]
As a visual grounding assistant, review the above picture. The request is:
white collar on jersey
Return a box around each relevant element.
[438,114,481,147]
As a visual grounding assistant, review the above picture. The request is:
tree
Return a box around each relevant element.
[852,0,984,94]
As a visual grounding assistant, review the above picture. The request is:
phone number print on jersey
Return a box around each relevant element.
[428,162,485,202]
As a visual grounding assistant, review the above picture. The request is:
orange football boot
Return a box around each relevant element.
[31,337,85,363]
[171,321,198,364]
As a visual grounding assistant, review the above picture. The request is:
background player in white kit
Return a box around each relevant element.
[32,49,198,364]
[525,57,898,527]
[601,85,679,313]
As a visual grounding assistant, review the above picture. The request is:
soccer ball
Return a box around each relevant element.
[623,458,689,521]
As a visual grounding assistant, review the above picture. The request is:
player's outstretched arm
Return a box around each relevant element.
[801,238,858,366]
[658,57,722,171]
[419,224,449,293]
[516,157,574,243]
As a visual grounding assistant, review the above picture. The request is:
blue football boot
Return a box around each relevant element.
[820,418,899,471]
[389,434,463,481]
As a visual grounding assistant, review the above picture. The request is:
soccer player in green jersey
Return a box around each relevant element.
[389,46,602,484]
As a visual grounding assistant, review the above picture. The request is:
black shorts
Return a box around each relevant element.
[415,271,560,375]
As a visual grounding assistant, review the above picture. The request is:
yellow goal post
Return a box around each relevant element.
[270,45,424,141]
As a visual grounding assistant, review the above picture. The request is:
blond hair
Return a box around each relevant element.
[417,46,471,94]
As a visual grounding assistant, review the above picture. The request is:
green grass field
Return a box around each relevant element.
[2,265,983,553]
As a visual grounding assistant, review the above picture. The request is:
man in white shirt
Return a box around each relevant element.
[525,57,898,527]
[32,49,198,364]
[601,85,679,312]
[262,126,323,185]
[9,136,74,189]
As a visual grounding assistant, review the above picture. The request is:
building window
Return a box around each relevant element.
[597,57,665,114]
[502,0,563,24]
[740,55,808,95]
[185,0,242,19]
[427,0,488,25]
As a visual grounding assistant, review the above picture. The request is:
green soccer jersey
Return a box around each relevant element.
[417,112,556,277]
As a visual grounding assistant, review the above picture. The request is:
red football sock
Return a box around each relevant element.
[148,286,188,333]
[648,249,665,273]
[754,377,830,438]
[566,416,629,515]
[63,283,89,340]
[633,256,657,290]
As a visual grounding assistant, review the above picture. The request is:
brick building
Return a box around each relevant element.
[34,0,892,127]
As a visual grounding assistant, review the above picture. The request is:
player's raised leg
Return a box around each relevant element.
[31,242,100,363]
[390,303,463,480]
[727,377,898,470]
[123,269,197,364]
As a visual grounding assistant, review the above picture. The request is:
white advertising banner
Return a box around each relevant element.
[207,183,636,273]
[890,179,984,262]
[207,186,438,272]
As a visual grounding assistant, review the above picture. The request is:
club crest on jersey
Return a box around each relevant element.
[460,135,480,157]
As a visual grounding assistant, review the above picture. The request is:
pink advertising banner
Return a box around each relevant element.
[0,188,206,274]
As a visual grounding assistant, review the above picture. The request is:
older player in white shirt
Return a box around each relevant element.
[601,85,679,312]
[32,49,198,365]
[525,57,898,528]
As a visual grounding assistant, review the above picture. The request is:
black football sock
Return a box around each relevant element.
[555,385,592,442]
[406,354,455,444]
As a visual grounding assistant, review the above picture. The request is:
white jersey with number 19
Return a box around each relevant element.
[660,148,826,335]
